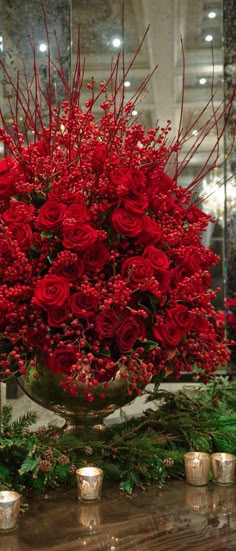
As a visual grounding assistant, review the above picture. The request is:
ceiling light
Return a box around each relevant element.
[0,36,3,42]
[124,81,131,87]
[132,110,138,116]
[112,37,121,48]
[208,11,216,19]
[192,130,198,136]
[199,77,207,85]
[39,43,47,52]
[205,34,213,42]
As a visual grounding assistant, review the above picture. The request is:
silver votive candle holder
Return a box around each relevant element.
[76,467,104,501]
[0,491,21,532]
[211,452,236,486]
[184,452,210,486]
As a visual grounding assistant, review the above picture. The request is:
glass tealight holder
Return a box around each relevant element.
[211,453,236,486]
[76,467,104,501]
[184,452,210,486]
[0,491,21,532]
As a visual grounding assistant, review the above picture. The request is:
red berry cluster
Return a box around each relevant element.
[0,64,230,401]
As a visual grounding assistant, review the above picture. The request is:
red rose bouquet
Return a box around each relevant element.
[0,30,231,401]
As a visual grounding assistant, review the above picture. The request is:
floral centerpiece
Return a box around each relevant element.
[0,29,231,408]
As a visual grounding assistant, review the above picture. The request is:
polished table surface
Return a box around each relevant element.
[1,480,236,551]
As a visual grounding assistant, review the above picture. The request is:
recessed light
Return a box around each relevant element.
[39,43,47,52]
[112,37,121,48]
[208,11,216,19]
[124,81,131,88]
[199,77,207,85]
[205,34,213,42]
[132,110,138,116]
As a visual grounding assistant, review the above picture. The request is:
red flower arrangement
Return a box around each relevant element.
[0,26,232,400]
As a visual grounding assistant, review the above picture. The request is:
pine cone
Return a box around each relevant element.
[163,457,174,467]
[83,446,93,456]
[39,460,52,472]
[57,454,70,465]
[36,426,47,437]
[43,449,54,461]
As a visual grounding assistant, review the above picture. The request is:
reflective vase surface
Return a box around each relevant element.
[18,366,140,435]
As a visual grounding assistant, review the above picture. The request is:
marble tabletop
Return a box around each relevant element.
[1,480,236,550]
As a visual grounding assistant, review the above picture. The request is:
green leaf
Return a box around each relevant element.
[41,232,53,239]
[148,294,160,309]
[20,456,40,475]
[143,340,159,352]
[120,480,133,494]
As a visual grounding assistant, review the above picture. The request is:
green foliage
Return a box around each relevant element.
[0,378,236,495]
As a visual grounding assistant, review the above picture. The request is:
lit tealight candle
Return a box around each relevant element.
[184,452,210,486]
[0,491,21,532]
[211,453,236,486]
[76,467,104,501]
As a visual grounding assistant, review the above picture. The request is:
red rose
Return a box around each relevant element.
[121,256,154,289]
[84,242,110,272]
[92,144,107,171]
[123,193,148,214]
[95,309,119,338]
[182,250,201,273]
[36,201,65,231]
[92,144,119,171]
[109,167,131,194]
[155,270,171,293]
[191,317,211,334]
[62,223,98,251]
[3,202,35,225]
[138,217,162,245]
[34,275,70,310]
[70,291,98,318]
[0,157,15,175]
[65,202,90,224]
[0,157,17,199]
[167,305,192,331]
[111,208,143,237]
[170,266,189,288]
[116,316,145,352]
[48,304,69,327]
[48,348,77,375]
[28,141,50,156]
[91,358,118,383]
[143,245,169,271]
[11,223,33,250]
[148,170,173,195]
[185,205,210,224]
[52,255,84,281]
[152,322,184,347]
[110,168,146,196]
[127,169,146,194]
[24,328,47,349]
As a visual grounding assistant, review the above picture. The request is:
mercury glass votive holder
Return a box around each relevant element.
[211,453,236,486]
[184,452,210,486]
[0,491,21,532]
[76,467,104,501]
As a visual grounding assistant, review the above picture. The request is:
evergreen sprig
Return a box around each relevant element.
[0,378,236,495]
